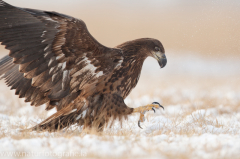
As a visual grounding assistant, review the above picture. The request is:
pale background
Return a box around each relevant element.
[1,0,240,56]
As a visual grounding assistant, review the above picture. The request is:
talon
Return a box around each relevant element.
[134,102,164,129]
[152,107,155,113]
[152,102,164,110]
[138,120,143,129]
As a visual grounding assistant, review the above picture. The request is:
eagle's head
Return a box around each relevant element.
[116,38,167,68]
[147,38,167,68]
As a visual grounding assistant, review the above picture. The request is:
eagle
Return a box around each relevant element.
[0,0,167,132]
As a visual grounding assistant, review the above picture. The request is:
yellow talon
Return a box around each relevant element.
[134,102,164,129]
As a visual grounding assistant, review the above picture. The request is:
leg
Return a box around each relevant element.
[133,102,164,129]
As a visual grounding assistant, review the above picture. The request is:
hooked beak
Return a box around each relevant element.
[157,54,167,68]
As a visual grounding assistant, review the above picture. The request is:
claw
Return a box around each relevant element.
[135,102,164,129]
[138,120,143,129]
[152,107,155,113]
[152,102,164,110]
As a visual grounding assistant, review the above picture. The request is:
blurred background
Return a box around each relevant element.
[1,0,239,56]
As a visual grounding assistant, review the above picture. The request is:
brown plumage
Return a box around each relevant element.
[0,0,167,132]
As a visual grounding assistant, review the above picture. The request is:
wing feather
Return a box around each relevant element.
[0,0,123,111]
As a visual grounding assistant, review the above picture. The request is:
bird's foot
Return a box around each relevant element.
[133,102,164,129]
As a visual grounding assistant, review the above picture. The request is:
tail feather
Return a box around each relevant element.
[22,107,80,132]
[21,105,106,132]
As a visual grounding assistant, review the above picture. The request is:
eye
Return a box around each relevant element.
[155,47,160,51]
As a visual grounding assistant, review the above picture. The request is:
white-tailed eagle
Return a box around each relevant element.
[0,0,167,131]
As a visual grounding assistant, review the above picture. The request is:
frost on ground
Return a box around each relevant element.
[0,53,240,159]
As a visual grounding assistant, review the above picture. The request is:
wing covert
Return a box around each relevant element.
[0,0,123,110]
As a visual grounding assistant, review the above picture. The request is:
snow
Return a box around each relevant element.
[0,53,240,158]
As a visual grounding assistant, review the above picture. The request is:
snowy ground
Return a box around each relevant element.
[0,52,240,159]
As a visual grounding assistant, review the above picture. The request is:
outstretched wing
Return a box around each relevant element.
[0,1,123,110]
